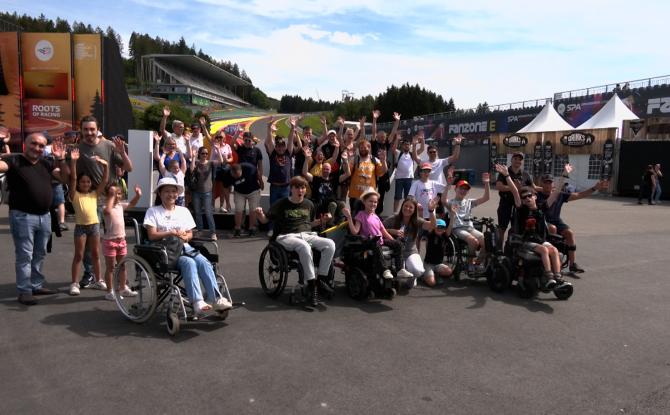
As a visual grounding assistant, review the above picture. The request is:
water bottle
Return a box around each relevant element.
[399,225,407,243]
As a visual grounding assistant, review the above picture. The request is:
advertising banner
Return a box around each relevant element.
[73,34,103,127]
[21,33,73,137]
[0,32,22,142]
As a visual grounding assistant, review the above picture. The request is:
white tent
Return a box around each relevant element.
[576,94,639,135]
[517,102,574,133]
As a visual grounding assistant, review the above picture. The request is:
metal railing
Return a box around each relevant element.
[553,74,670,100]
[0,18,23,32]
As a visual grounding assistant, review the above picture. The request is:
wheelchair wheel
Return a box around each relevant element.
[113,255,157,323]
[345,267,369,300]
[259,243,288,298]
[166,310,180,336]
[517,269,540,299]
[553,282,574,300]
[444,236,459,279]
[487,257,511,293]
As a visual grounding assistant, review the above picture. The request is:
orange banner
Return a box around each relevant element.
[0,32,22,140]
[73,34,102,128]
[21,32,73,137]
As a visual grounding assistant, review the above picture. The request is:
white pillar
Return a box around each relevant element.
[127,130,155,208]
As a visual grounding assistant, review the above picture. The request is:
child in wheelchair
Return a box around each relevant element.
[500,164,570,292]
[342,188,412,281]
[444,172,492,275]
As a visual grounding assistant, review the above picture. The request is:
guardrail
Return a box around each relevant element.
[553,75,670,100]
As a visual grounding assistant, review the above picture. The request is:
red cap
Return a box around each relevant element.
[420,162,433,171]
[456,180,471,189]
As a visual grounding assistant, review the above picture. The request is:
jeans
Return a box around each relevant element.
[275,232,335,281]
[192,191,215,231]
[83,204,104,278]
[9,210,51,294]
[178,246,220,303]
[653,183,662,202]
[270,184,290,206]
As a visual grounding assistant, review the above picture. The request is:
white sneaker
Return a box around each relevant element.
[382,269,394,279]
[105,291,121,301]
[214,297,233,311]
[69,283,80,296]
[267,229,274,238]
[396,269,413,279]
[194,300,212,314]
[119,286,138,297]
[91,280,107,291]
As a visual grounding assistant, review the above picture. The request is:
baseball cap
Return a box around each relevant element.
[511,152,524,159]
[456,180,471,189]
[436,219,447,228]
[420,162,433,171]
[327,129,337,136]
[541,174,554,182]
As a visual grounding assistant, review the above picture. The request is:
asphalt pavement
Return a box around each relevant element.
[1,190,669,414]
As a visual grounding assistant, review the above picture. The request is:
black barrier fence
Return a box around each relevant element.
[617,141,669,199]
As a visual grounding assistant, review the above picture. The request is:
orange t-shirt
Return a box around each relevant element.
[348,157,383,199]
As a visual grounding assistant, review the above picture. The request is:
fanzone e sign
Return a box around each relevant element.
[503,134,528,147]
[560,132,594,147]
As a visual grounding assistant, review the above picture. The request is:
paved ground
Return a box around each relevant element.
[1,191,669,415]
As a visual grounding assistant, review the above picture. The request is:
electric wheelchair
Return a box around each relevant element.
[339,235,400,301]
[258,238,336,306]
[112,218,233,335]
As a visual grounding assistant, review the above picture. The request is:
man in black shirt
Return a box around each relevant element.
[229,162,261,237]
[256,176,336,308]
[495,152,538,244]
[0,133,65,305]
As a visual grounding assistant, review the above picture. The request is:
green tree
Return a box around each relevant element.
[142,101,192,132]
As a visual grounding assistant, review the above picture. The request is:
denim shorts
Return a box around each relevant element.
[74,223,100,237]
[51,183,65,206]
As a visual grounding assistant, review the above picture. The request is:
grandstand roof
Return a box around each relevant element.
[144,54,251,87]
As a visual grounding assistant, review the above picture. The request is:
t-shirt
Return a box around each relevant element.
[514,207,548,243]
[448,198,476,228]
[395,151,415,179]
[5,154,55,214]
[424,232,451,264]
[72,191,100,225]
[143,204,196,233]
[103,203,126,239]
[193,162,214,193]
[383,216,425,259]
[231,162,260,194]
[354,210,384,245]
[190,135,204,153]
[428,158,450,192]
[496,167,533,206]
[409,179,439,219]
[268,150,293,185]
[349,157,383,199]
[536,191,570,223]
[310,175,338,208]
[77,139,123,187]
[321,142,337,161]
[236,146,263,167]
[166,170,185,197]
[267,197,315,235]
[170,134,188,155]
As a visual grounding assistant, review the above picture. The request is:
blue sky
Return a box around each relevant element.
[5,0,670,108]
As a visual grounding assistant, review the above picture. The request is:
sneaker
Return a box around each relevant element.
[214,297,233,311]
[396,268,413,279]
[90,280,108,291]
[104,291,121,301]
[119,286,138,297]
[79,274,94,288]
[267,229,274,238]
[382,269,394,279]
[219,207,228,213]
[69,283,81,296]
[569,263,585,274]
[233,229,241,238]
[59,222,69,231]
[194,300,212,314]
[543,278,557,290]
[248,228,257,237]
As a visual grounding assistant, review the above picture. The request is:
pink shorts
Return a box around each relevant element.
[103,238,127,257]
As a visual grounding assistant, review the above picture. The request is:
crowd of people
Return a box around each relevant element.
[0,110,610,308]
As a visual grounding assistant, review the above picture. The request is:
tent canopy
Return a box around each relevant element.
[517,102,574,133]
[576,94,639,133]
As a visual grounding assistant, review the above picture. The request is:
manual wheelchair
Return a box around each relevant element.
[258,239,335,306]
[112,218,233,335]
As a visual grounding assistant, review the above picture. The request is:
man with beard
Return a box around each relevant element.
[72,115,133,288]
[265,116,296,236]
[371,110,401,214]
[348,140,388,210]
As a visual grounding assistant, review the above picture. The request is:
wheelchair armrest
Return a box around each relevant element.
[189,240,219,263]
[507,233,523,246]
[134,244,169,273]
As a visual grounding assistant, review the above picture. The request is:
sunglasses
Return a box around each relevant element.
[420,169,431,173]
[199,152,209,156]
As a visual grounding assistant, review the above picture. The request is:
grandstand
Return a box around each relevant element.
[140,54,251,108]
